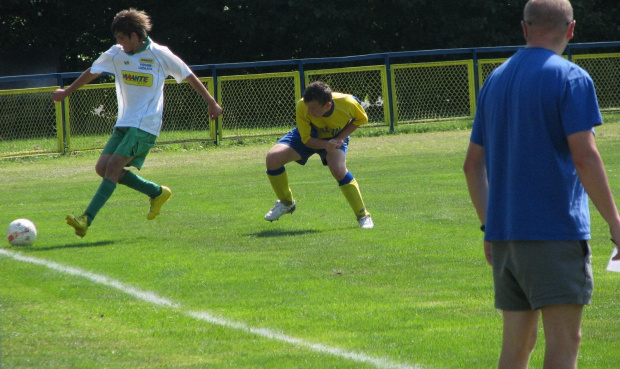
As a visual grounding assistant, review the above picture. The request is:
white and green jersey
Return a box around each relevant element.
[90,38,192,136]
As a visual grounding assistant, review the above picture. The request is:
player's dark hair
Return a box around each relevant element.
[111,8,152,41]
[303,81,332,106]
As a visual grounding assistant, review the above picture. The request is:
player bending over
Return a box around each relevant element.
[52,8,222,237]
[264,81,374,229]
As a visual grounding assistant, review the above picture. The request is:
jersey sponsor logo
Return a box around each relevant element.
[139,58,154,71]
[122,71,153,87]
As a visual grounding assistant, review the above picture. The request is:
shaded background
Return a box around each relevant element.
[1,0,619,75]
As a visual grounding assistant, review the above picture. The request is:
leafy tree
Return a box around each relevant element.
[1,0,618,74]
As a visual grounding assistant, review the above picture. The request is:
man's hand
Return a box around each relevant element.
[208,101,223,121]
[484,240,492,266]
[326,138,344,151]
[52,89,69,102]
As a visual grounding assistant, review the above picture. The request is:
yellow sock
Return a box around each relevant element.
[267,168,294,206]
[339,178,370,219]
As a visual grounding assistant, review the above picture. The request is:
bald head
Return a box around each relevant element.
[522,0,575,52]
[524,0,573,31]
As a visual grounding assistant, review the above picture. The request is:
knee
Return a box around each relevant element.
[525,329,538,353]
[94,163,106,178]
[330,164,348,181]
[265,151,282,171]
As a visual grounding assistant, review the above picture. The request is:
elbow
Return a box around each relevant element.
[572,151,601,174]
[463,159,477,176]
[571,156,590,172]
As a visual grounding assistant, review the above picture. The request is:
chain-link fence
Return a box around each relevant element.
[392,61,475,123]
[218,72,299,139]
[0,87,61,156]
[573,53,620,110]
[306,66,389,127]
[1,44,619,158]
[60,79,215,151]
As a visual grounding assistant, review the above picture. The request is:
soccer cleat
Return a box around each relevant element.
[147,186,172,220]
[264,200,296,221]
[358,215,374,229]
[66,214,89,238]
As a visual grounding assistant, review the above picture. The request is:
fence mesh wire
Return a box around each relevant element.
[62,78,215,150]
[392,61,474,123]
[218,72,300,139]
[1,53,620,158]
[0,87,60,156]
[159,78,214,143]
[573,53,620,111]
[306,66,389,126]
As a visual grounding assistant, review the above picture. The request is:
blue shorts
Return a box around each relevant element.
[277,127,349,166]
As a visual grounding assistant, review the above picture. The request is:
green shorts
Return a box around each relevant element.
[491,240,593,310]
[102,127,157,170]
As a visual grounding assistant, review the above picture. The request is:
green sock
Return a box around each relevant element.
[84,178,117,223]
[119,170,161,198]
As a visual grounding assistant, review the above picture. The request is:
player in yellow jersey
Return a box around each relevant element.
[264,81,373,228]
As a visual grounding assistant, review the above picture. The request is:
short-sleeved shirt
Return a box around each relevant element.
[90,38,192,136]
[470,47,602,241]
[295,92,368,144]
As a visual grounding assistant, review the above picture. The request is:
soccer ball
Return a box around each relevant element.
[7,219,37,246]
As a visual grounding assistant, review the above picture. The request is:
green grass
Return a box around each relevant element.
[1,122,620,368]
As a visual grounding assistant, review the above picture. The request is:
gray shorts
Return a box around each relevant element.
[492,240,593,310]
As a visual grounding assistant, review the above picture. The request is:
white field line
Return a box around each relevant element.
[0,249,427,369]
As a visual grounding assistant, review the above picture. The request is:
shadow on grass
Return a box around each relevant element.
[251,229,321,237]
[27,240,115,252]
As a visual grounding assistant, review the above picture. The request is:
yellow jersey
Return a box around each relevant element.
[295,92,368,143]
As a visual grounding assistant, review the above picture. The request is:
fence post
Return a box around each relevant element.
[298,60,306,93]
[211,65,220,145]
[56,73,69,154]
[384,54,395,132]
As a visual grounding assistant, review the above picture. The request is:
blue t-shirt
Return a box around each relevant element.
[470,47,602,241]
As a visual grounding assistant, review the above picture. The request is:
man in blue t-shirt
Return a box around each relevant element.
[463,0,620,367]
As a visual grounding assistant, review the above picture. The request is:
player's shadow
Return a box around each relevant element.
[27,240,115,252]
[251,229,321,238]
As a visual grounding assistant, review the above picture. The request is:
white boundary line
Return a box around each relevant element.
[0,249,426,369]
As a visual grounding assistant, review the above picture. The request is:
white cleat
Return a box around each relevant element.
[264,200,296,221]
[358,215,374,229]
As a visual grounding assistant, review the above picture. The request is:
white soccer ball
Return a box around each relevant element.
[7,219,37,246]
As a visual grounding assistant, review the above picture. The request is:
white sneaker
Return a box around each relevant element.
[264,200,296,221]
[358,215,374,229]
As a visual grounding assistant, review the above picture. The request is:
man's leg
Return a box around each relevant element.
[266,143,300,206]
[498,309,539,369]
[118,170,161,198]
[327,150,371,226]
[264,144,301,221]
[118,169,171,220]
[67,153,132,237]
[541,304,583,369]
[86,153,132,218]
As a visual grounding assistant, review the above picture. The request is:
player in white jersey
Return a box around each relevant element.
[52,8,222,238]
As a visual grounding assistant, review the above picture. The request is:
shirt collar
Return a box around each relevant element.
[127,36,151,55]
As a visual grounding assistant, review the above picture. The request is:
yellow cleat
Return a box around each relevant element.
[66,214,89,238]
[147,186,172,220]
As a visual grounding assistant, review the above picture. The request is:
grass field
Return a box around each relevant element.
[1,124,619,368]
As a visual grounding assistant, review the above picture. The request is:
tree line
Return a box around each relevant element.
[1,0,618,74]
